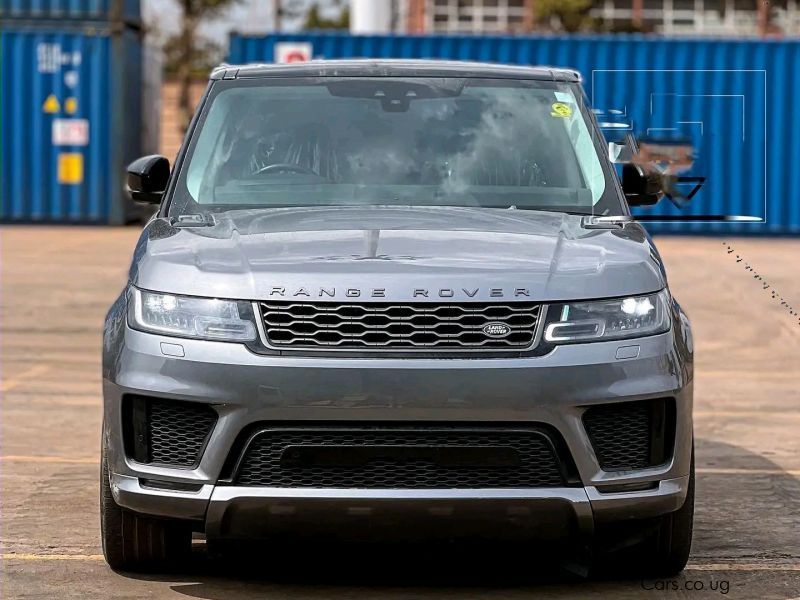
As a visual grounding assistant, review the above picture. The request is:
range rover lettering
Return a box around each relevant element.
[102,60,694,575]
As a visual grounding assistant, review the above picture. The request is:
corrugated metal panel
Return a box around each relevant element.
[0,25,144,223]
[229,33,800,235]
[0,0,140,24]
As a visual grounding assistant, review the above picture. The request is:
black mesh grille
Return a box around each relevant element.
[583,399,671,471]
[259,301,541,351]
[127,397,217,468]
[232,427,568,488]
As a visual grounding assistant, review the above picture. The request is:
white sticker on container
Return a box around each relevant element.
[37,44,81,73]
[274,42,312,64]
[64,70,79,89]
[52,119,89,146]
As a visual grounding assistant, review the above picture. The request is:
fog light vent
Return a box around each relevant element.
[125,396,217,468]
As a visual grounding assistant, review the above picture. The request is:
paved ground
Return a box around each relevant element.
[1,227,799,599]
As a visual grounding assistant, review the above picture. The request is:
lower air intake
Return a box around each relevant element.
[231,426,570,488]
[583,398,674,471]
[126,396,217,468]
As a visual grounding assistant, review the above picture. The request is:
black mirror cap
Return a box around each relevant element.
[127,155,170,204]
[622,163,663,207]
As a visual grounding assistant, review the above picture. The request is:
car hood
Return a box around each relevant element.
[131,206,665,302]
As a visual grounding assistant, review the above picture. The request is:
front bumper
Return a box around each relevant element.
[111,473,689,542]
[103,322,693,537]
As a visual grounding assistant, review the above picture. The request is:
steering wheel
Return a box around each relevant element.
[254,163,319,177]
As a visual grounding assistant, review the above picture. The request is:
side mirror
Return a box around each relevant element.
[127,155,170,204]
[622,163,664,207]
[608,141,634,164]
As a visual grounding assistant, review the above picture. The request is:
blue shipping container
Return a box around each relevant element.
[0,0,140,25]
[229,32,800,235]
[0,24,144,223]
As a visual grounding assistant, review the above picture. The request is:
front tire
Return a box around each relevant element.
[594,446,695,577]
[100,435,191,571]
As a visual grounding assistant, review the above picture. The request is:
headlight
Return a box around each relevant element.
[544,290,671,343]
[129,288,256,341]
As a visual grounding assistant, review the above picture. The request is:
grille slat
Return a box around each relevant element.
[260,301,541,350]
[233,428,567,488]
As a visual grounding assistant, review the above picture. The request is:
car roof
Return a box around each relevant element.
[210,59,581,83]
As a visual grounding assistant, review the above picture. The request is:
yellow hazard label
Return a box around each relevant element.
[550,102,573,118]
[57,153,83,185]
[64,97,78,115]
[43,94,60,114]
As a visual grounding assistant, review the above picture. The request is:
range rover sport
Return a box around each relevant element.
[101,60,694,575]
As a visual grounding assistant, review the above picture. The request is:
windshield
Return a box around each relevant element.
[169,77,622,217]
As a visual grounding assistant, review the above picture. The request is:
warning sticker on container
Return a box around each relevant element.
[52,119,89,146]
[58,153,84,185]
[43,94,60,113]
[64,97,79,115]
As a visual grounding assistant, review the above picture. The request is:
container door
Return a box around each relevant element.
[1,29,113,223]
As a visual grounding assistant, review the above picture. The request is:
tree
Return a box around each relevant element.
[167,0,240,132]
[303,2,349,30]
[534,0,594,33]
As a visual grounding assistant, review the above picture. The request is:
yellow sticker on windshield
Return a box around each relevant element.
[551,102,573,118]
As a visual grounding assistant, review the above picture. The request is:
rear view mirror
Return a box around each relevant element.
[127,155,170,204]
[622,164,664,206]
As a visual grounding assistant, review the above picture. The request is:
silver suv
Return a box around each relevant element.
[102,60,694,575]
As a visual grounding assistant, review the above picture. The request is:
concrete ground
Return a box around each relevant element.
[1,227,799,599]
